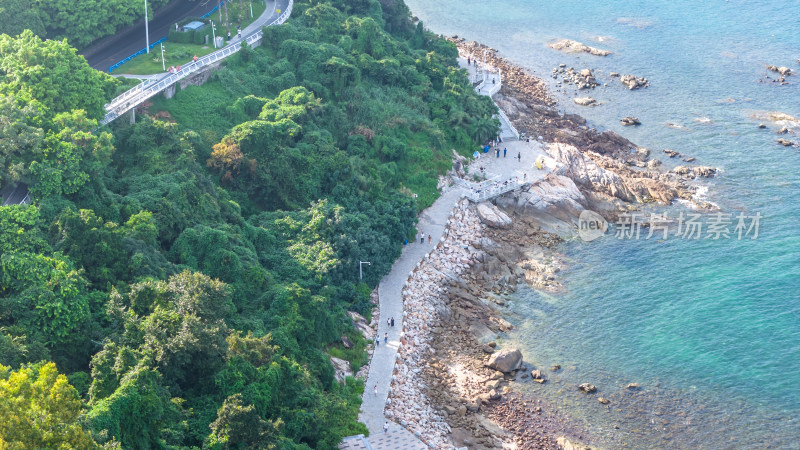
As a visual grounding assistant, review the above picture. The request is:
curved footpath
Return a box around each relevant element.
[353,56,551,449]
[357,187,465,448]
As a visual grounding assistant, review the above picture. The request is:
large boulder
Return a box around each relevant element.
[476,202,513,229]
[548,143,636,202]
[573,97,596,106]
[486,348,523,373]
[347,310,372,339]
[620,74,649,89]
[330,357,352,382]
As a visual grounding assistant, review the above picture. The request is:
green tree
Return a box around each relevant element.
[0,94,43,185]
[0,362,98,448]
[206,393,284,449]
[0,0,46,37]
[0,251,90,345]
[28,110,114,198]
[86,365,180,449]
[0,30,117,120]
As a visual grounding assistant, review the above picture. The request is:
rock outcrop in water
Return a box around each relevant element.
[549,39,611,56]
[620,74,650,89]
[553,66,599,89]
[766,65,792,76]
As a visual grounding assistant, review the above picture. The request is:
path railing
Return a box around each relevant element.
[453,175,528,202]
[100,0,293,126]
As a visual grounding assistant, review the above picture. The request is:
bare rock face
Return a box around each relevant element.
[620,74,649,89]
[495,173,586,235]
[330,357,352,382]
[346,310,372,340]
[620,116,641,126]
[549,143,637,202]
[486,348,523,373]
[778,138,795,147]
[451,149,467,177]
[577,383,597,393]
[476,202,513,229]
[549,39,611,56]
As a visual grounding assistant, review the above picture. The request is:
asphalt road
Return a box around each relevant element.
[81,0,222,72]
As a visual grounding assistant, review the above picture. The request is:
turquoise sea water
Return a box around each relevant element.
[404,0,800,447]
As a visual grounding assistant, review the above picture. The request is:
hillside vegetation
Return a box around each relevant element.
[0,0,498,447]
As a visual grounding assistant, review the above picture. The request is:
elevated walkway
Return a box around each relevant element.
[100,0,293,126]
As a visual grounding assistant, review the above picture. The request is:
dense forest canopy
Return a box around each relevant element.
[0,0,499,447]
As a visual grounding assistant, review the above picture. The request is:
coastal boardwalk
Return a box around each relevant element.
[353,145,551,450]
[349,49,553,448]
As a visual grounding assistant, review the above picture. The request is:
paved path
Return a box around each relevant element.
[356,61,552,447]
[457,56,518,140]
[358,187,464,440]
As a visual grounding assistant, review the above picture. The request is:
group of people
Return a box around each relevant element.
[374,316,395,347]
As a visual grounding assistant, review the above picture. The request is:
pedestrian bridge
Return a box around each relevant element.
[100,0,293,126]
[453,173,531,203]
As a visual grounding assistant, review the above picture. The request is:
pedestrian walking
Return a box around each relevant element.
[384,422,389,433]
[518,152,521,162]
[467,57,471,65]
[428,235,432,244]
[391,317,395,327]
[496,148,500,158]
[503,148,507,157]
[374,385,378,396]
[387,318,391,327]
[375,336,380,347]
[384,332,388,343]
[420,232,425,244]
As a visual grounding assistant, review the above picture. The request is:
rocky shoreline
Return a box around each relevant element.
[386,199,581,449]
[379,38,727,449]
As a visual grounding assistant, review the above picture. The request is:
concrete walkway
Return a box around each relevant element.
[358,188,465,441]
[457,56,518,141]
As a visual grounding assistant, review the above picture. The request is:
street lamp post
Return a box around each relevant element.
[144,0,150,54]
[160,42,165,71]
[211,22,217,48]
[359,261,371,280]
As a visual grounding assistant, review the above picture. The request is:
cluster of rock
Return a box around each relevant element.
[386,201,494,448]
[385,197,573,448]
[450,38,556,107]
[620,116,641,126]
[548,39,611,56]
[671,165,717,179]
[620,74,649,90]
[552,66,599,90]
[766,65,792,76]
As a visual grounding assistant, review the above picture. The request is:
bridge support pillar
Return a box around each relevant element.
[129,108,135,124]
[163,84,176,99]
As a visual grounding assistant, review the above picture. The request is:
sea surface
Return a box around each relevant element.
[404,0,800,447]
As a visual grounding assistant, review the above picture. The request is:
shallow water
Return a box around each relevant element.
[405,0,800,446]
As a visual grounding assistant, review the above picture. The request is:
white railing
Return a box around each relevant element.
[453,175,528,202]
[496,107,520,139]
[100,0,293,126]
[469,64,520,140]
